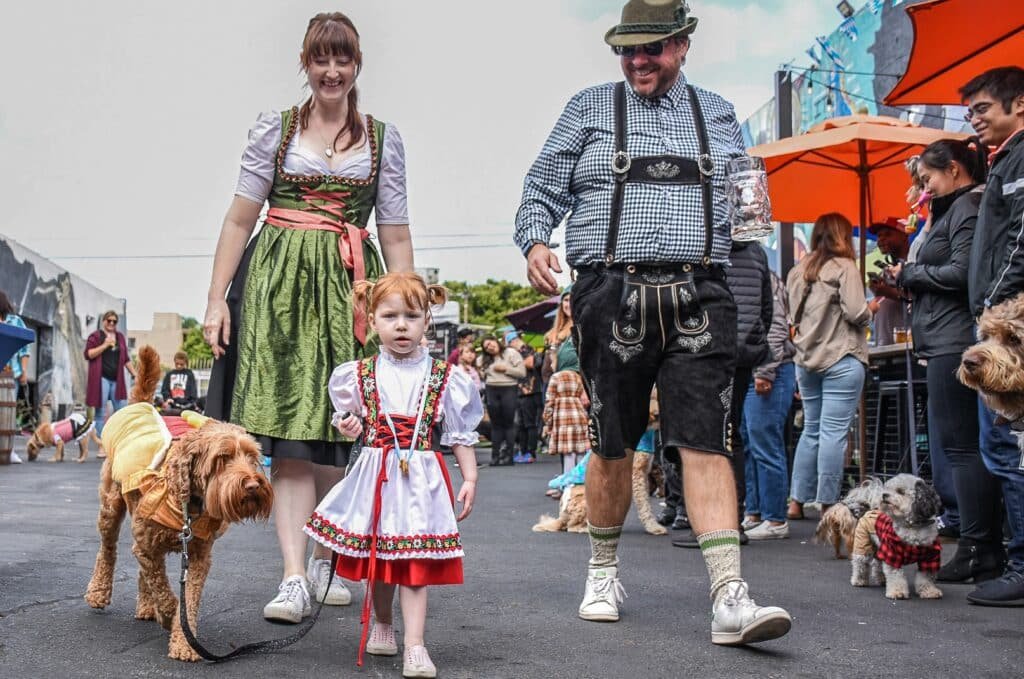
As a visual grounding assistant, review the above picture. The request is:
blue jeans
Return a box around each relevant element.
[791,355,865,505]
[978,397,1024,573]
[743,362,796,522]
[94,377,127,436]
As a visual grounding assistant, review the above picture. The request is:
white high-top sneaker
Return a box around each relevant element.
[711,581,791,645]
[306,556,352,605]
[578,566,627,622]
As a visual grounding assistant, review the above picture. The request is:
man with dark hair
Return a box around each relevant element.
[867,219,911,347]
[514,0,790,645]
[961,65,1024,607]
[160,351,199,413]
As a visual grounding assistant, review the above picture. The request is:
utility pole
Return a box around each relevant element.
[775,69,795,279]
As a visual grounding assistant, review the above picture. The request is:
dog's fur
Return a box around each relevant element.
[814,477,884,559]
[850,474,943,600]
[960,294,1024,438]
[532,452,667,535]
[83,346,273,661]
[533,485,588,533]
[25,393,91,463]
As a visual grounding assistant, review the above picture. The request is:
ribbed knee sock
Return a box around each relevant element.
[587,523,622,568]
[698,529,742,606]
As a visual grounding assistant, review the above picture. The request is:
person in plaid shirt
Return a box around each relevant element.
[514,0,790,646]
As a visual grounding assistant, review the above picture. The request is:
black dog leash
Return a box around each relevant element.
[177,505,339,662]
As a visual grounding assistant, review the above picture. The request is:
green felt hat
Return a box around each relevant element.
[604,0,698,47]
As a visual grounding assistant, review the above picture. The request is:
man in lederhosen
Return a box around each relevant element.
[514,0,791,646]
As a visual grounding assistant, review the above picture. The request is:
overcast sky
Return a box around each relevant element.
[0,0,841,327]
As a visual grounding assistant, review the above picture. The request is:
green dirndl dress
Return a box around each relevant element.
[228,108,388,466]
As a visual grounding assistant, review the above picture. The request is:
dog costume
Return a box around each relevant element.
[102,403,222,540]
[50,412,95,445]
[853,509,941,573]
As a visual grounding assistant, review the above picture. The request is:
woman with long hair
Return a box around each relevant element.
[786,213,873,519]
[542,290,573,385]
[893,138,1006,582]
[201,12,414,623]
[477,335,526,466]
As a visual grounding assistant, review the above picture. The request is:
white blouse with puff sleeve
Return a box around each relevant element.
[328,349,483,448]
[234,110,409,225]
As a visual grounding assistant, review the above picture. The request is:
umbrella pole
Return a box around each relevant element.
[858,164,868,484]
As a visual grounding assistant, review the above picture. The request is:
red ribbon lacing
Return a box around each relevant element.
[356,415,422,666]
[265,188,371,345]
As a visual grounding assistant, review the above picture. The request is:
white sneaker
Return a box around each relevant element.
[745,521,790,540]
[740,515,762,530]
[306,556,352,605]
[365,622,398,656]
[403,644,437,678]
[11,452,23,464]
[578,566,627,622]
[711,581,791,645]
[262,575,311,623]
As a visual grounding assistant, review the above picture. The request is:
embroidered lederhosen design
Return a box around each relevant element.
[603,81,720,362]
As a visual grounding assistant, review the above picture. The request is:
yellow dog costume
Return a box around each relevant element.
[102,404,223,540]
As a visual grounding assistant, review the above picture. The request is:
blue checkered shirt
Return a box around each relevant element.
[514,75,746,267]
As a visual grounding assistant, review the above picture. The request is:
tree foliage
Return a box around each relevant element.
[181,325,213,364]
[442,279,546,328]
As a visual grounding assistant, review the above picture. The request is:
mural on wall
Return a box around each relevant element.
[740,0,973,276]
[0,235,125,410]
[741,0,971,147]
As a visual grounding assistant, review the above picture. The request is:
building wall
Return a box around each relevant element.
[128,313,184,367]
[0,234,125,410]
[741,0,971,148]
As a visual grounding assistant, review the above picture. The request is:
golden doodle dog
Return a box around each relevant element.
[814,477,884,559]
[960,294,1024,438]
[83,346,273,661]
[850,474,943,600]
[25,394,95,463]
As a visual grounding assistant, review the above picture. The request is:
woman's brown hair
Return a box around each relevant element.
[298,12,365,153]
[544,292,573,346]
[803,212,856,283]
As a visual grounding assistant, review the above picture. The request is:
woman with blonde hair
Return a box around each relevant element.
[785,213,875,520]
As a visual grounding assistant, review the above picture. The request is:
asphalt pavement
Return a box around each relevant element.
[2,438,1023,679]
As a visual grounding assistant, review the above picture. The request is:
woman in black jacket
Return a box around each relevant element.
[892,138,1005,583]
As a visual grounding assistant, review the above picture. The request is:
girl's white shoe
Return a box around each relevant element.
[403,645,437,678]
[365,622,398,656]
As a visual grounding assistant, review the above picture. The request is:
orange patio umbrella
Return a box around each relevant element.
[885,0,1024,106]
[747,114,967,278]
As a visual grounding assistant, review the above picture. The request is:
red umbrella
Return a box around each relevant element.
[885,0,1024,106]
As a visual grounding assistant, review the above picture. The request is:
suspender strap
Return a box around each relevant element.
[604,81,716,266]
[606,81,630,265]
[686,84,715,267]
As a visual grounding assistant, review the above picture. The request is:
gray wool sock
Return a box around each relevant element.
[698,529,743,606]
[587,523,622,569]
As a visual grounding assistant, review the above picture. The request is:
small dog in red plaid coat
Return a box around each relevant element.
[850,474,943,600]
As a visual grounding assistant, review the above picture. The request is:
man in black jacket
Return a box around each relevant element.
[961,66,1024,607]
[160,351,200,413]
[675,240,771,548]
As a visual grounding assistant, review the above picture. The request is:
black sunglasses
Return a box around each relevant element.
[104,318,118,324]
[612,39,670,58]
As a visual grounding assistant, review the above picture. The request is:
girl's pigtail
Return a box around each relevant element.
[352,280,375,318]
[426,284,449,308]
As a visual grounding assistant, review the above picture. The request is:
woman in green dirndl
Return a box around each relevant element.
[202,12,413,624]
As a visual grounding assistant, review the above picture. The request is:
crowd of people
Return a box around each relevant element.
[2,2,1022,676]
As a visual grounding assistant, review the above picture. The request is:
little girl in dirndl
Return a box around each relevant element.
[305,272,482,678]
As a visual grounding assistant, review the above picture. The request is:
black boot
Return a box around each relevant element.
[937,543,1007,583]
